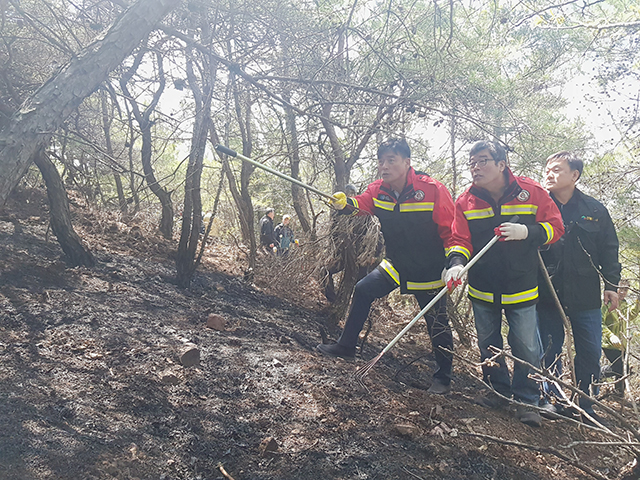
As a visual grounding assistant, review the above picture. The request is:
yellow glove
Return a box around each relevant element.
[295,239,299,246]
[330,192,347,210]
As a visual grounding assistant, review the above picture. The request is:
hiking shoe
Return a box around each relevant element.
[516,405,542,427]
[427,379,451,395]
[539,402,563,420]
[316,342,356,359]
[474,392,509,409]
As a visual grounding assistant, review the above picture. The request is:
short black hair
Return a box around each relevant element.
[469,140,507,164]
[377,138,411,159]
[546,151,584,179]
[266,207,274,214]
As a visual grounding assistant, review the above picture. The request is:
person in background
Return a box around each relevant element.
[443,140,564,427]
[259,208,278,254]
[538,151,621,423]
[274,214,297,256]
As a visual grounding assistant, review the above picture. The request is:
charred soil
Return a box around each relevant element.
[0,188,635,480]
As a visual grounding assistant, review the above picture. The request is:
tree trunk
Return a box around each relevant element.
[176,109,208,287]
[101,90,128,215]
[120,50,173,238]
[0,0,181,205]
[141,121,174,239]
[176,45,214,288]
[125,104,141,214]
[285,104,311,233]
[33,148,95,267]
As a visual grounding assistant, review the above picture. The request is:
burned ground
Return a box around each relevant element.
[0,188,635,480]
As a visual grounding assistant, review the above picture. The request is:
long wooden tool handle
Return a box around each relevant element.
[215,144,337,201]
[537,251,577,387]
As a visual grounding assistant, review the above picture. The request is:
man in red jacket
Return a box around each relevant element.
[316,138,457,395]
[443,140,564,426]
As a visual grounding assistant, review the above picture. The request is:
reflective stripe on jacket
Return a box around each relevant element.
[448,168,564,308]
[345,167,456,294]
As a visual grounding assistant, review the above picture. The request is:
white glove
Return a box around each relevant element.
[496,222,528,241]
[610,334,623,350]
[442,265,464,291]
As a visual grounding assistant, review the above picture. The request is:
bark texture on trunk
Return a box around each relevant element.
[33,149,95,267]
[0,0,181,205]
[175,45,213,288]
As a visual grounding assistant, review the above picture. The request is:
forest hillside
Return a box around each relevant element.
[1,186,638,480]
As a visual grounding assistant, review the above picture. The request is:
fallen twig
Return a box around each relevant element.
[487,345,640,441]
[401,466,426,480]
[460,432,608,480]
[217,463,235,480]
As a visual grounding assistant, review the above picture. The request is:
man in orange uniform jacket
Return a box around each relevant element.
[317,138,457,395]
[443,140,564,426]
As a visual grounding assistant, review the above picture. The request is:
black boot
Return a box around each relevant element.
[316,342,356,359]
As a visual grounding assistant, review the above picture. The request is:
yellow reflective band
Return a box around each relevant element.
[540,222,554,244]
[373,198,396,211]
[501,204,538,216]
[501,287,539,305]
[469,286,494,302]
[399,202,434,213]
[407,279,445,290]
[446,245,470,260]
[380,259,400,285]
[347,197,359,216]
[464,208,494,220]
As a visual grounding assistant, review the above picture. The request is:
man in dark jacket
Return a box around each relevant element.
[316,138,457,395]
[259,208,277,253]
[444,140,564,427]
[538,151,621,419]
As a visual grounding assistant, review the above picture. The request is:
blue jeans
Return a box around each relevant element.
[472,301,542,405]
[338,268,453,384]
[538,304,602,412]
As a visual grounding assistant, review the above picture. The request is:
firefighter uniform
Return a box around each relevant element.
[448,167,564,405]
[337,167,457,385]
[448,169,564,307]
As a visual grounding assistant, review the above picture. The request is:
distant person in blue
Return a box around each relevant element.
[274,215,296,256]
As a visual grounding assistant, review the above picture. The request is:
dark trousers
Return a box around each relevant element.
[603,347,625,392]
[538,304,602,412]
[337,268,453,384]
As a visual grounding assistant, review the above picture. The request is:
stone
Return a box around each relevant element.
[206,313,226,331]
[179,344,200,367]
[159,369,180,385]
[394,423,420,438]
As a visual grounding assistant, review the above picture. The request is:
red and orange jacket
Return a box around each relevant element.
[447,168,564,308]
[344,167,456,294]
